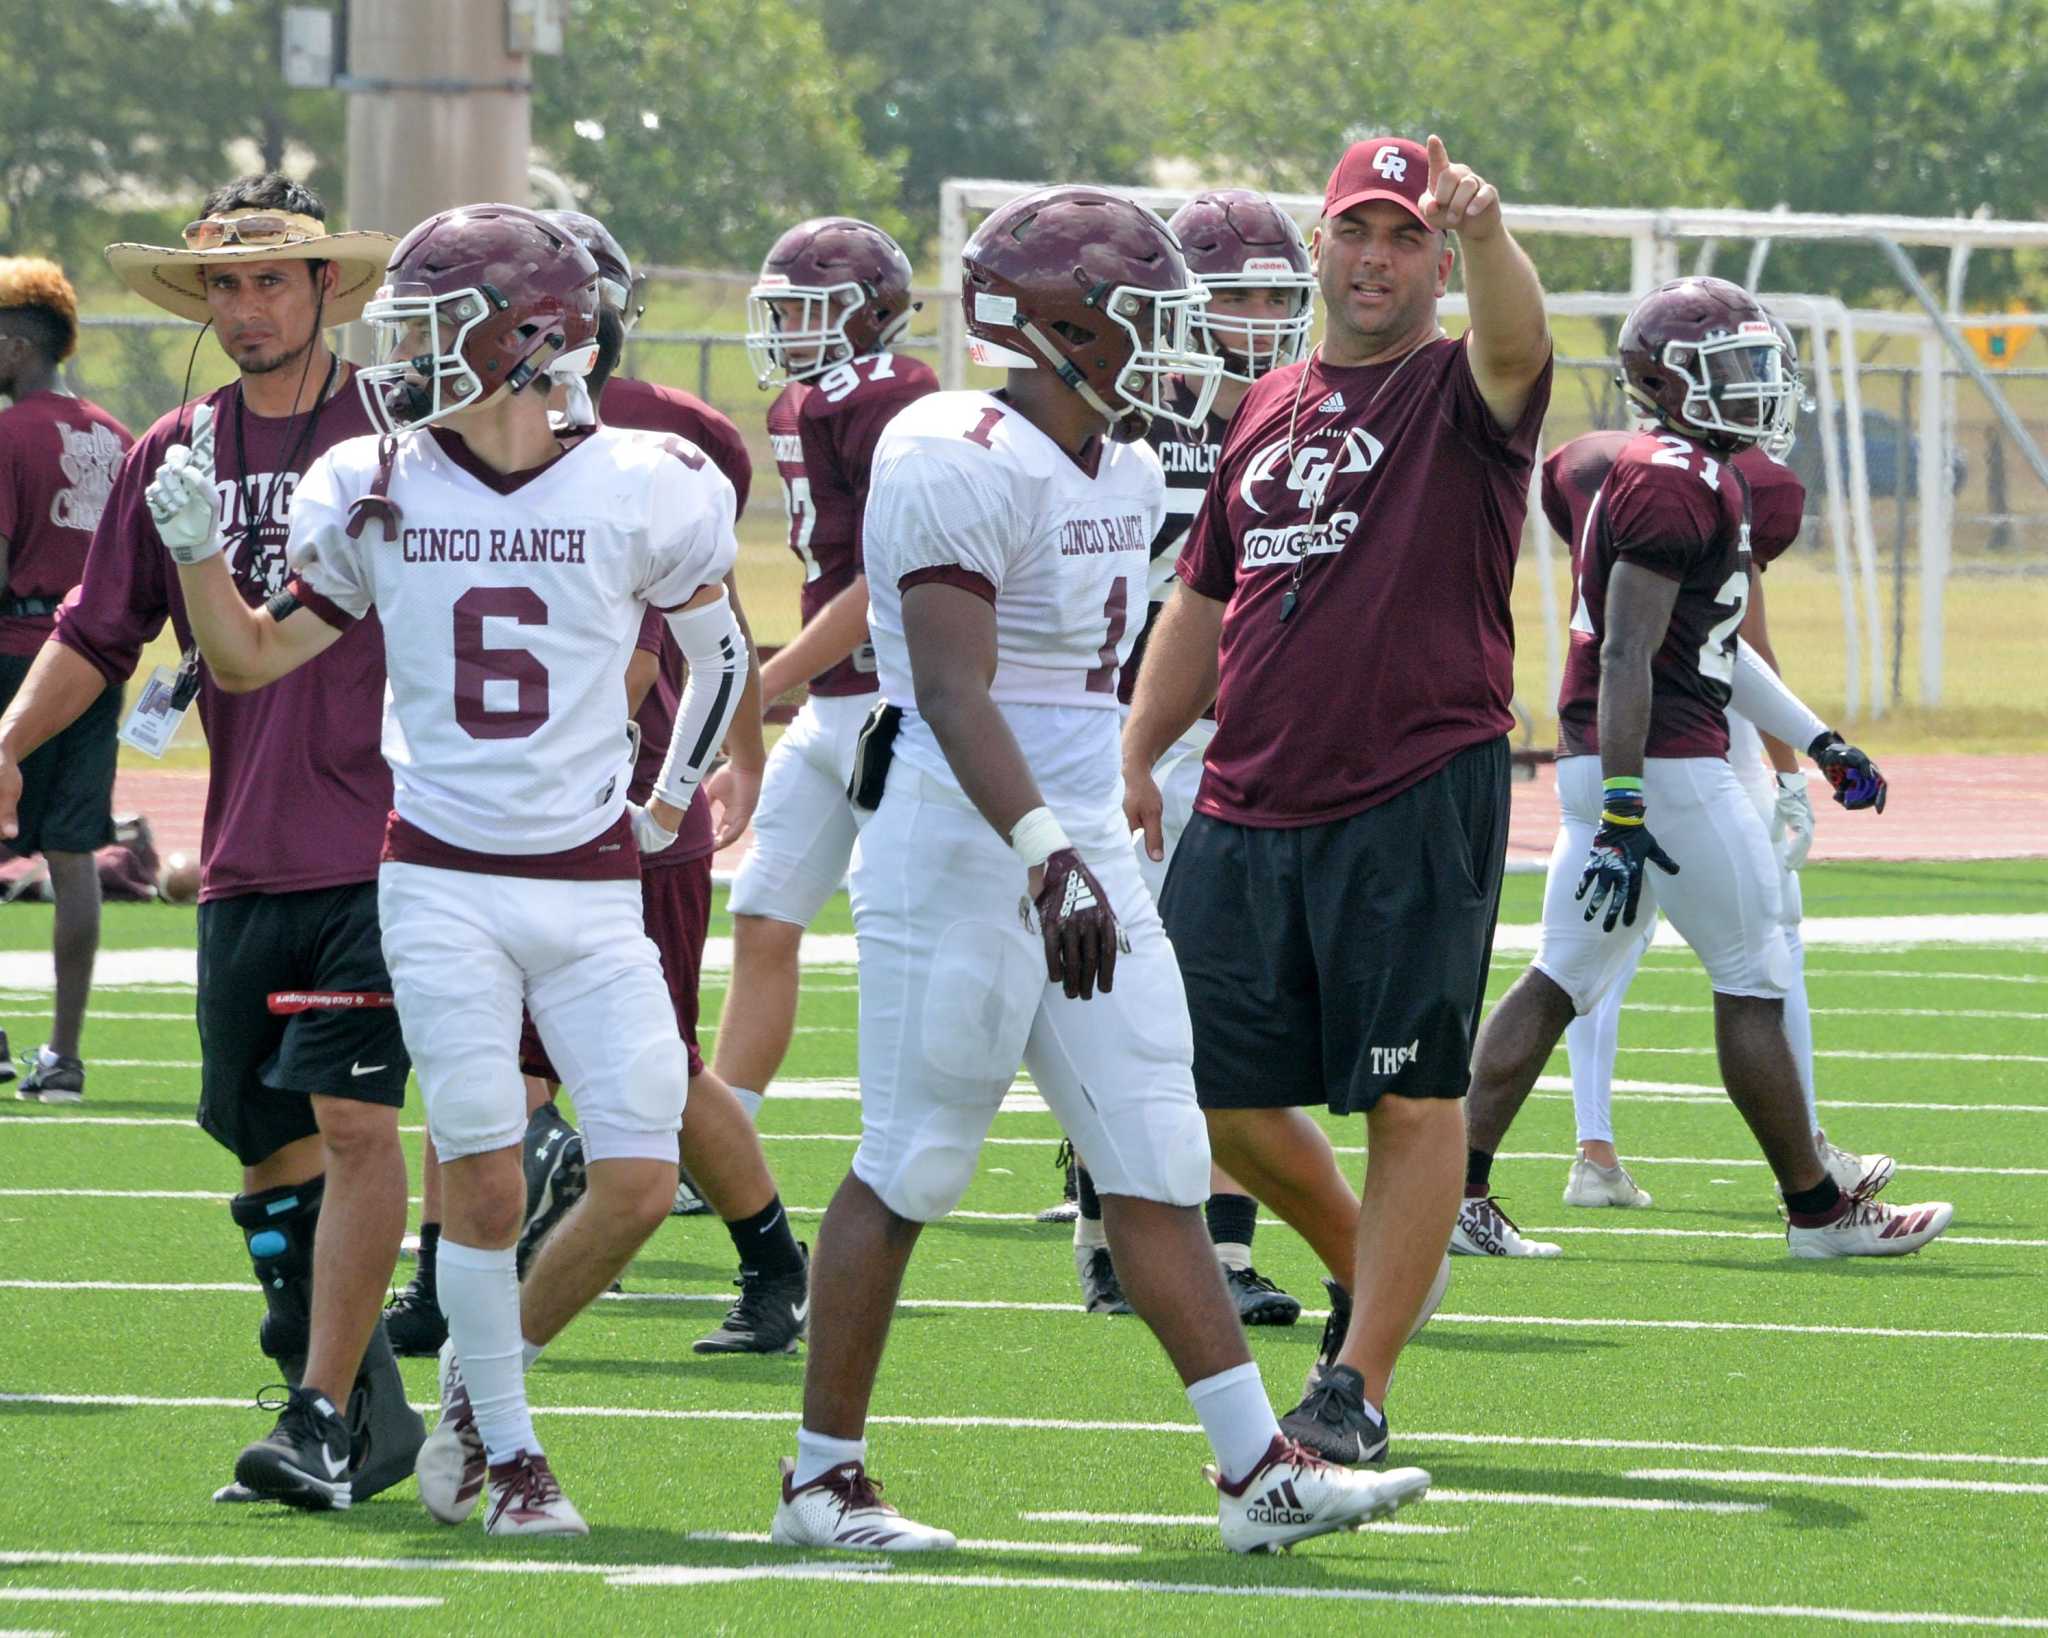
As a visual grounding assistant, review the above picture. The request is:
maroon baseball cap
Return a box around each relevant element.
[1324,136,1431,226]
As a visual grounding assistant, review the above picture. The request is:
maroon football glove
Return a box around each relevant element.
[1034,847,1120,1000]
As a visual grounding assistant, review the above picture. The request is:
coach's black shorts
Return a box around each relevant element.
[1160,736,1510,1116]
[196,881,410,1166]
[0,653,119,859]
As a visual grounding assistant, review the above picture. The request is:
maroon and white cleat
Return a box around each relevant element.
[416,1340,487,1525]
[769,1457,956,1551]
[1209,1434,1430,1554]
[1787,1195,1952,1259]
[483,1450,587,1536]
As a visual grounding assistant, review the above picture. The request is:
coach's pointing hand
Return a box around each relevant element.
[1421,134,1502,239]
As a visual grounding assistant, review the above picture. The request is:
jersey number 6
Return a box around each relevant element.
[453,586,549,739]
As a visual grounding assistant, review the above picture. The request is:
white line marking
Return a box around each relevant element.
[1018,1512,1464,1534]
[1492,1148,2048,1179]
[1615,1002,2048,1022]
[2,1396,2041,1470]
[1800,967,2048,987]
[601,1564,2048,1626]
[1493,913,2048,951]
[1616,1045,2048,1065]
[686,1530,1137,1556]
[0,1188,227,1201]
[1516,1223,2048,1248]
[5,1283,2043,1339]
[0,1589,438,1610]
[1628,1467,2048,1497]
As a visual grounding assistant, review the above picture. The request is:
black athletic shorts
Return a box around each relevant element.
[1160,736,1510,1116]
[195,881,410,1166]
[0,653,120,858]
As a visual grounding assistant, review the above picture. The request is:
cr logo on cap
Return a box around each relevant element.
[1373,146,1408,182]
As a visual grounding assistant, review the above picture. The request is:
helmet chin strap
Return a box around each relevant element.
[1015,317,1126,428]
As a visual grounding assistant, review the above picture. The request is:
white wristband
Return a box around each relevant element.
[1009,806,1070,870]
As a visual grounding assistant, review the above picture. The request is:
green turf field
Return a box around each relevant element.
[1,862,2044,1632]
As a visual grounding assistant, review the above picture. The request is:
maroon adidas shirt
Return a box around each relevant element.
[53,375,392,901]
[766,352,937,696]
[1551,428,1755,761]
[604,377,753,870]
[1544,432,1804,569]
[1178,335,1550,825]
[0,392,133,657]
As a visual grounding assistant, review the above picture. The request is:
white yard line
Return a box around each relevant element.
[1628,1467,2048,1497]
[1023,1487,1766,1517]
[1020,1512,1463,1535]
[1,1396,2041,1470]
[684,1531,1135,1556]
[1618,1046,2048,1064]
[0,1589,437,1611]
[1614,1003,2048,1022]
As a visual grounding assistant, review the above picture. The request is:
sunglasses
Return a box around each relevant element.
[181,215,315,251]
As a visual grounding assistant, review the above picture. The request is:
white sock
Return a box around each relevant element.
[1073,1215,1107,1251]
[1213,1240,1252,1273]
[1186,1360,1279,1486]
[793,1426,867,1488]
[437,1239,538,1465]
[731,1086,764,1122]
[522,1339,545,1371]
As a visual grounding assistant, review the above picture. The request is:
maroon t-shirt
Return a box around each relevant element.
[1551,429,1754,761]
[1178,335,1551,825]
[0,392,133,656]
[53,375,392,901]
[766,352,937,696]
[603,377,753,870]
[1543,432,1804,568]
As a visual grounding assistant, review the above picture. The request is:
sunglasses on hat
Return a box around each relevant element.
[180,215,316,252]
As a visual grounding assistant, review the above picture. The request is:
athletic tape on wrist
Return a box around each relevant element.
[1009,806,1071,870]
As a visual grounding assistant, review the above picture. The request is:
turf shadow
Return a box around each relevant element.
[1417,1460,1862,1532]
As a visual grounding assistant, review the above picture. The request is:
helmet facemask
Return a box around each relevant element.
[1649,323,1795,447]
[357,283,499,435]
[1190,264,1317,383]
[745,275,902,387]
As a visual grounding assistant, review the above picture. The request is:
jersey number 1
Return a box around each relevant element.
[453,586,549,739]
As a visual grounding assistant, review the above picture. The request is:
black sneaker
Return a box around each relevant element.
[16,1046,83,1104]
[1037,1138,1079,1224]
[1226,1264,1303,1327]
[515,1103,586,1279]
[1074,1244,1133,1315]
[1279,1363,1389,1466]
[1302,1276,1351,1396]
[383,1274,447,1357]
[233,1385,354,1509]
[693,1244,809,1355]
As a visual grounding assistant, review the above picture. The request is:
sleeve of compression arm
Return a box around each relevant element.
[1728,637,1828,753]
[653,590,749,812]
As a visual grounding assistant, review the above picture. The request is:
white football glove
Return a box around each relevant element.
[626,799,679,856]
[145,403,223,564]
[1771,770,1816,871]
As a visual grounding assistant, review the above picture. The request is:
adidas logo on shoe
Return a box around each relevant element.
[1245,1477,1314,1526]
[1317,391,1347,413]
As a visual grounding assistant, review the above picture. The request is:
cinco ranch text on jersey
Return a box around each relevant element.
[401,526,589,564]
[1058,513,1150,557]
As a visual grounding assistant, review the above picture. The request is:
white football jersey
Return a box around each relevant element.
[863,391,1164,811]
[288,426,736,856]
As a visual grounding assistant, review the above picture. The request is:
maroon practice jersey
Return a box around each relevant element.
[1544,431,1804,569]
[0,391,132,656]
[766,351,937,696]
[602,376,753,869]
[55,376,391,902]
[1177,335,1550,825]
[1124,380,1230,708]
[1550,428,1756,761]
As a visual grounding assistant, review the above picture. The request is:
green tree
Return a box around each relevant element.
[534,0,903,268]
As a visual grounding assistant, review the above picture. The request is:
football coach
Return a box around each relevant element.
[1123,133,1552,1463]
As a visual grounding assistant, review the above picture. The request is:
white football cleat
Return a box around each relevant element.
[770,1457,957,1551]
[416,1340,487,1525]
[483,1451,588,1536]
[1451,1192,1562,1257]
[1564,1158,1653,1209]
[1209,1435,1430,1554]
[1787,1196,1953,1259]
[1815,1131,1894,1202]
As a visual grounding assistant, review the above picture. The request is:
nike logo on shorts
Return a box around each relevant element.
[351,1062,387,1077]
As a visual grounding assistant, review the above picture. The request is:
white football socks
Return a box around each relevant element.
[730,1086,764,1123]
[793,1427,867,1488]
[437,1239,538,1464]
[1186,1360,1280,1486]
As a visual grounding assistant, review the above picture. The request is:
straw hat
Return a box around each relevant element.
[105,208,397,326]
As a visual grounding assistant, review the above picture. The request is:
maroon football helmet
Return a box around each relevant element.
[745,217,917,387]
[1168,189,1315,382]
[963,186,1220,439]
[1616,277,1793,450]
[542,208,647,333]
[356,203,601,435]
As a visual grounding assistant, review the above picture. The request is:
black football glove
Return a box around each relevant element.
[1034,847,1120,1001]
[1808,731,1887,813]
[1575,792,1679,933]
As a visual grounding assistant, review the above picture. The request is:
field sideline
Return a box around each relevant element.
[1,861,2044,1633]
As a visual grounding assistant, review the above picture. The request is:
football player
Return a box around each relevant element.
[1064,189,1317,1328]
[711,218,937,1122]
[1546,359,1896,1218]
[1459,277,1951,1261]
[156,204,750,1534]
[771,186,1430,1555]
